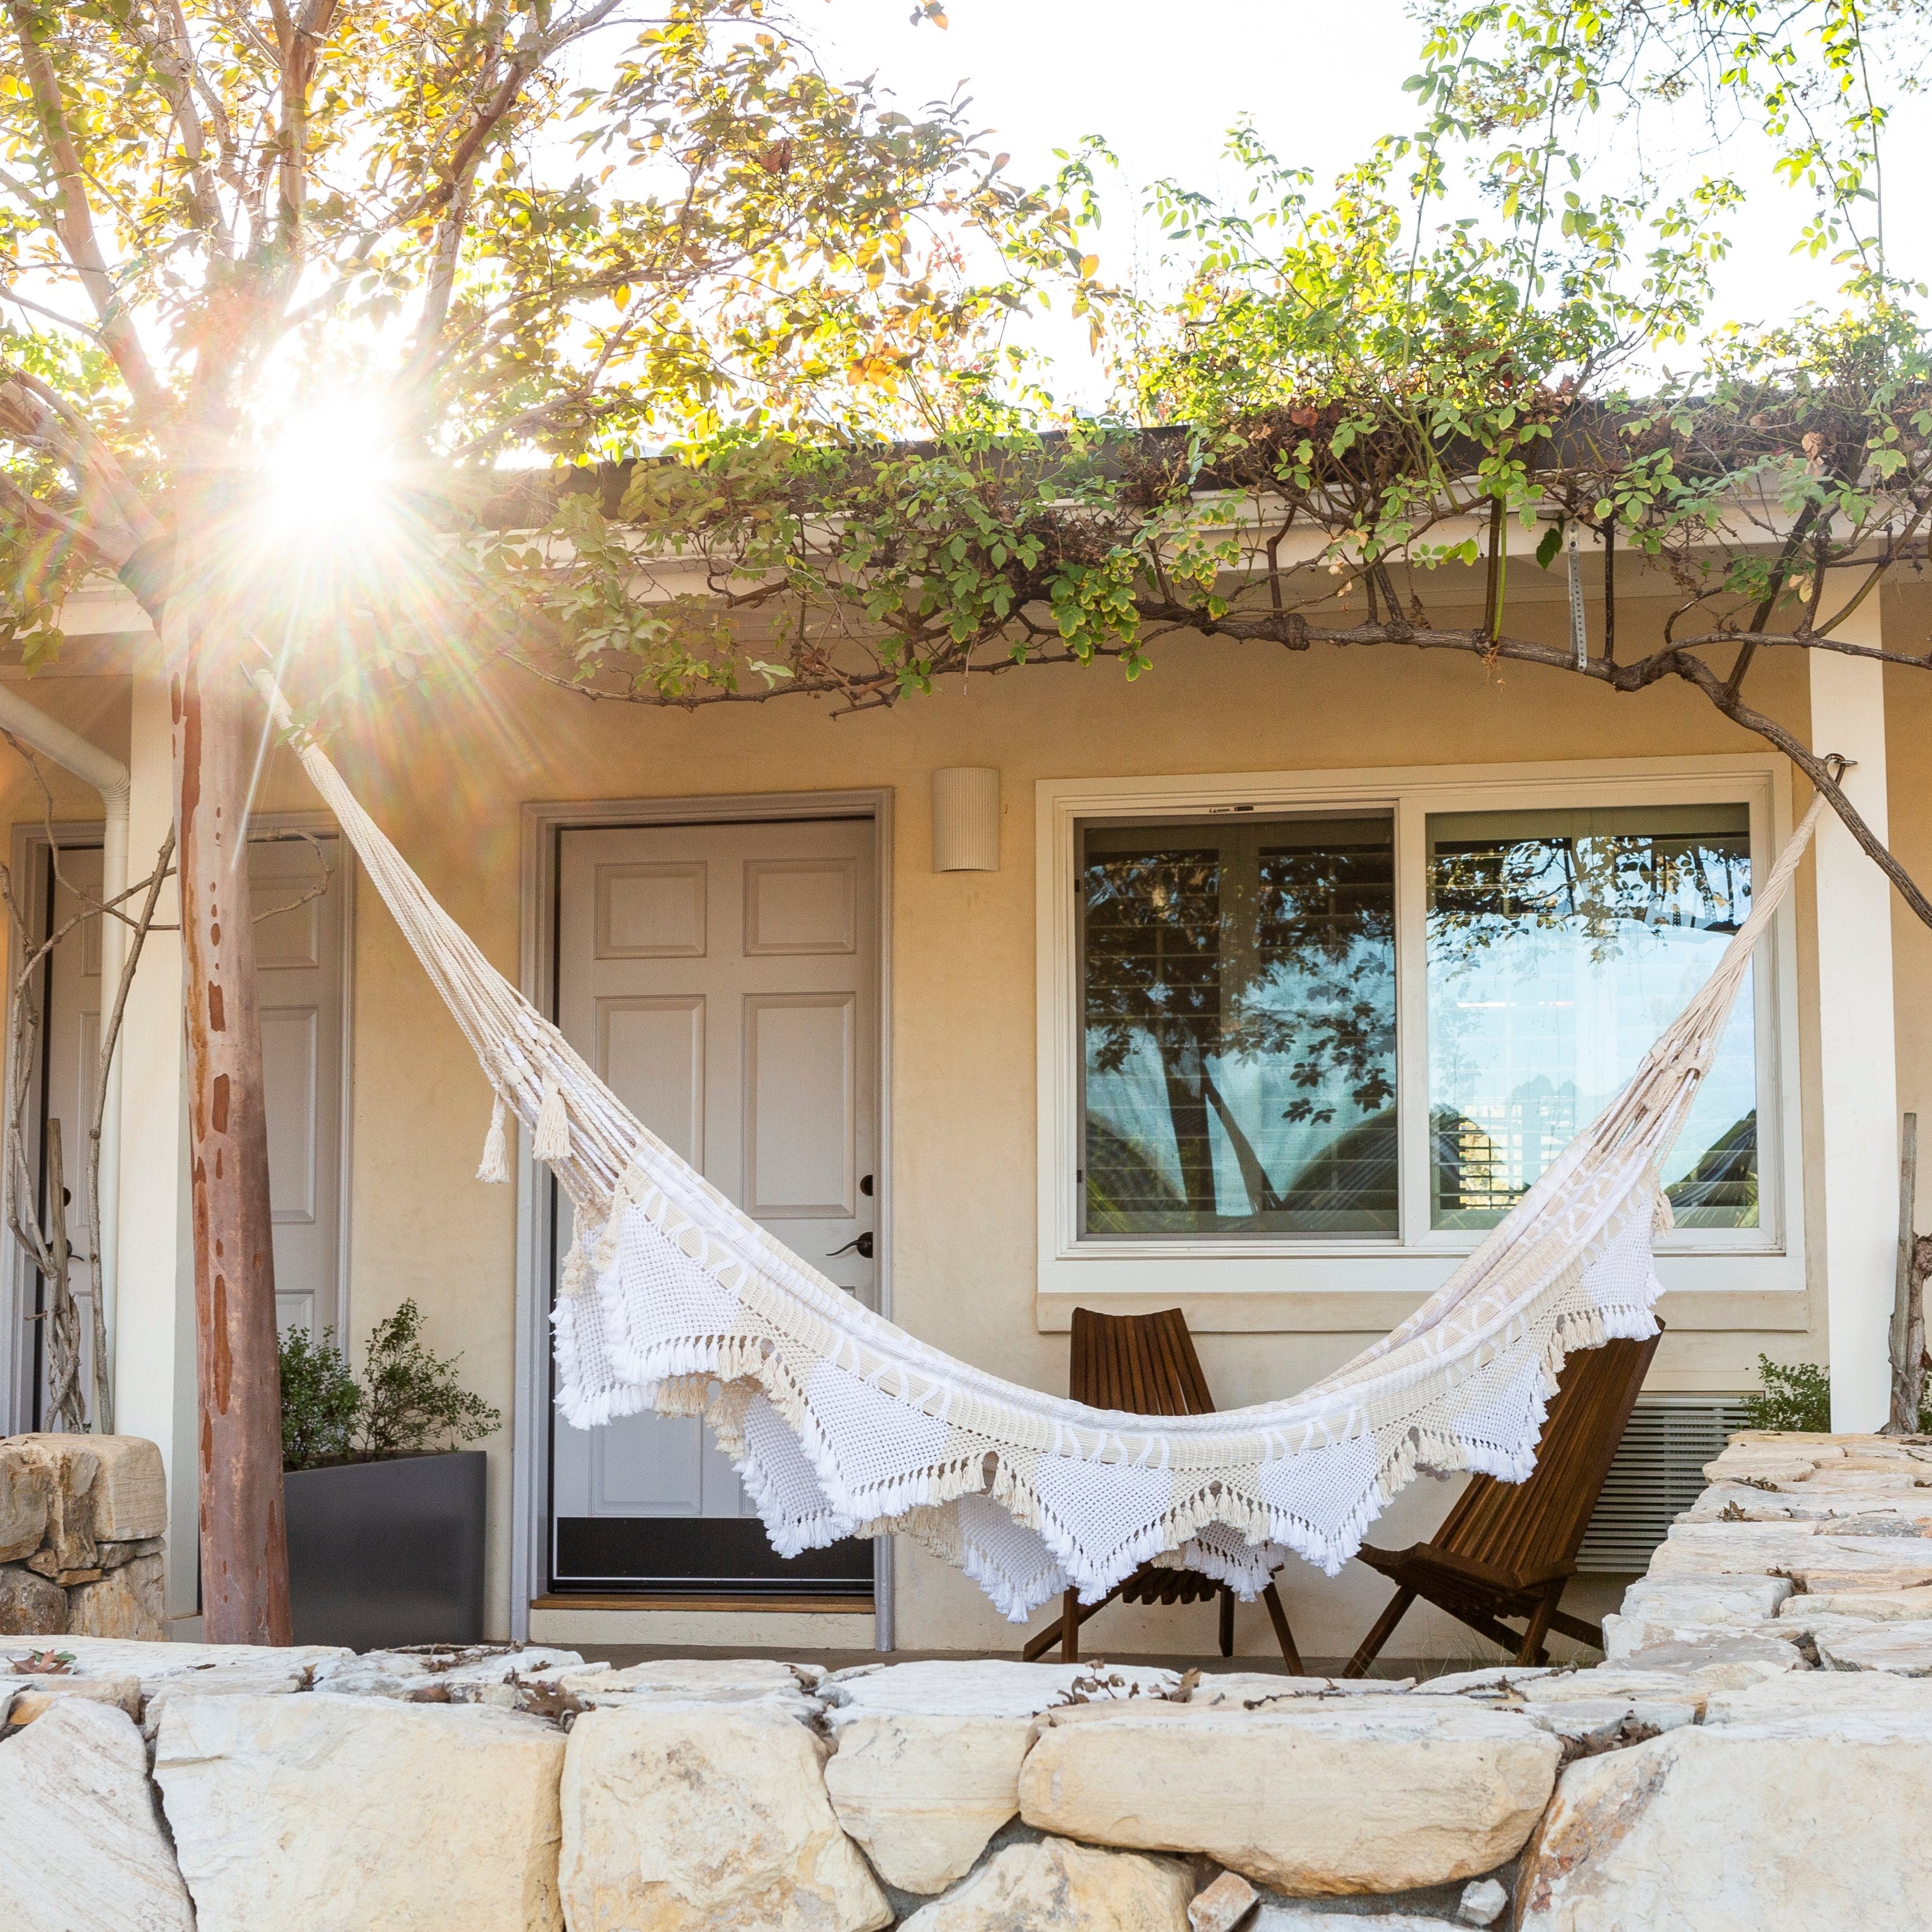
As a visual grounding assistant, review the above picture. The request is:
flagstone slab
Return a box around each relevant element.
[1516,1714,1932,1930]
[0,1447,49,1561]
[0,1698,194,1932]
[1017,1699,1559,1895]
[559,1704,889,1932]
[155,1692,565,1931]
[897,1838,1190,1932]
[824,1659,1178,1721]
[824,1710,1034,1893]
[1814,1619,1932,1676]
[1786,1583,1932,1621]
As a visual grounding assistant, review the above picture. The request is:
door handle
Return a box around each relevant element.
[827,1232,873,1260]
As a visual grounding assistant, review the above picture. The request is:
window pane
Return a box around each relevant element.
[1426,805,1756,1232]
[1081,816,1397,1237]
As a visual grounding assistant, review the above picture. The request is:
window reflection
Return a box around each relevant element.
[1081,816,1397,1236]
[1426,806,1756,1231]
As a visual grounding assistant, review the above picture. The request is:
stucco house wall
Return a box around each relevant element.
[5,569,1926,1657]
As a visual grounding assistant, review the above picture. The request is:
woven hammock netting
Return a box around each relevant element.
[266,681,1822,1622]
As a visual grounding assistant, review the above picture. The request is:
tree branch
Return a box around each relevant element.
[5,2,164,416]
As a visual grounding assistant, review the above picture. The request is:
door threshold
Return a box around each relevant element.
[533,1592,874,1615]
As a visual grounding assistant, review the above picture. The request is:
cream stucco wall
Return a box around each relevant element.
[6,574,1928,1659]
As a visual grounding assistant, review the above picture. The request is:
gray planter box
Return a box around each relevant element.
[283,1450,487,1651]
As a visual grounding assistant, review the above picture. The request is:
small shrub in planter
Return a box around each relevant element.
[280,1302,501,1651]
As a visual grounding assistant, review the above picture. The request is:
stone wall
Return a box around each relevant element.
[0,1435,167,1641]
[2,1429,1931,1930]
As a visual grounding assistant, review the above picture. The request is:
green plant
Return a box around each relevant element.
[358,1301,502,1463]
[1741,1355,1831,1434]
[279,1326,364,1472]
[1740,1353,1932,1434]
[278,1301,499,1471]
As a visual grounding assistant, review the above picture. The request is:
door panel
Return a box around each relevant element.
[743,857,857,955]
[261,1007,319,1221]
[745,994,854,1218]
[550,814,877,1593]
[32,832,348,1422]
[599,997,705,1168]
[597,862,707,959]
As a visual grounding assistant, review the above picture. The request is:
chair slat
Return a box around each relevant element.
[1343,1325,1661,1675]
[1044,1308,1304,1669]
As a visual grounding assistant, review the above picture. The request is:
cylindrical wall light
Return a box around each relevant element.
[932,766,1001,872]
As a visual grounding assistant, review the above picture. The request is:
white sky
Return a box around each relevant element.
[812,0,1932,396]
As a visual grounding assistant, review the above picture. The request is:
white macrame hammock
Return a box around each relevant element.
[263,680,1822,1622]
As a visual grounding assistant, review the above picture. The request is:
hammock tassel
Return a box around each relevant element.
[560,1240,588,1300]
[475,1093,511,1185]
[592,1213,621,1275]
[533,1075,571,1163]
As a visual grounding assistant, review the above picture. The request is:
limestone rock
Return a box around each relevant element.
[140,1659,324,1740]
[549,1655,822,1722]
[6,1672,142,1724]
[1814,1619,1932,1675]
[313,1642,585,1703]
[1017,1699,1559,1895]
[1252,1910,1459,1931]
[3,1632,348,1700]
[1182,1673,1414,1707]
[0,1698,194,1932]
[1649,1523,1932,1592]
[0,1445,49,1560]
[155,1692,565,1931]
[559,1704,890,1932]
[25,1549,102,1584]
[1645,1521,1818,1575]
[1187,1869,1258,1931]
[1517,1714,1932,1929]
[1604,1634,1803,1683]
[555,1655,819,1702]
[1410,1665,1555,1696]
[100,1534,166,1571]
[6,1437,98,1571]
[68,1552,165,1640]
[78,1436,167,1540]
[1459,1876,1510,1925]
[825,1710,1033,1893]
[1618,1575,1793,1624]
[898,1838,1190,1932]
[1519,1695,1696,1754]
[0,1562,67,1634]
[1791,1584,1932,1621]
[1701,1670,1932,1725]
[827,1658,1177,1719]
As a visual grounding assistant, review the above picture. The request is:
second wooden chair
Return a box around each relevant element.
[1020,1306,1305,1669]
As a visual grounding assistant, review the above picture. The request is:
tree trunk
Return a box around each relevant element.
[171,606,291,1644]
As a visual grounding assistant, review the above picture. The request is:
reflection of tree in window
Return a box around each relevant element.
[1082,818,1396,1236]
[1426,809,1755,1231]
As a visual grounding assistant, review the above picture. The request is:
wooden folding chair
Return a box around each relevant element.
[1021,1307,1305,1671]
[1341,1324,1661,1677]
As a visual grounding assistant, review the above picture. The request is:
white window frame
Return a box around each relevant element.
[1035,754,1805,1331]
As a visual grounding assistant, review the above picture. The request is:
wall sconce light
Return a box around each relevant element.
[932,767,1000,872]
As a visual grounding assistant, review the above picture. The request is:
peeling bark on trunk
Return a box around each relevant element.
[172,620,290,1645]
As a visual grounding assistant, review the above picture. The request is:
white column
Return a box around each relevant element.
[1808,596,1899,1432]
[112,654,197,1619]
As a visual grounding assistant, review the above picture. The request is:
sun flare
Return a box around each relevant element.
[259,400,398,537]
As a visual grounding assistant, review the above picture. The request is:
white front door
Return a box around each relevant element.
[30,831,348,1423]
[549,815,877,1594]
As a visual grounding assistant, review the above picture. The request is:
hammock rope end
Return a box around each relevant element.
[476,1093,511,1185]
[534,1075,572,1163]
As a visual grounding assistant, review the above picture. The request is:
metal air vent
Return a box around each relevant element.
[1576,1395,1752,1573]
